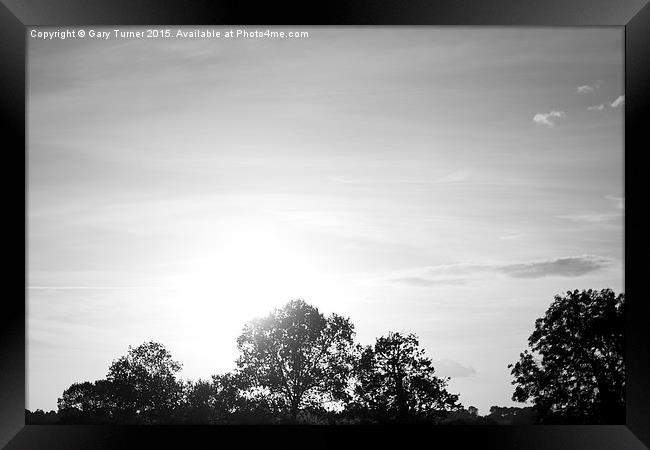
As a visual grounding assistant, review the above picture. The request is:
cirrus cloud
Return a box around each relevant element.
[390,255,614,286]
[497,255,613,278]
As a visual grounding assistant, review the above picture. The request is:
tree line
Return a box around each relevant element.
[26,289,625,425]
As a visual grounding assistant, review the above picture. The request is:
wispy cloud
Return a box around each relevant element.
[497,255,612,278]
[533,110,566,127]
[576,81,602,94]
[557,213,621,223]
[394,277,467,287]
[588,95,624,111]
[390,255,613,286]
[557,196,624,223]
[610,95,625,108]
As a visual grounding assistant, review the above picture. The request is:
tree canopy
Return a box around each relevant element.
[235,299,356,422]
[106,341,184,423]
[57,380,114,424]
[349,332,460,423]
[509,289,625,423]
[41,291,625,425]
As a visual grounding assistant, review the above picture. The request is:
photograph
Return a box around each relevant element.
[24,26,627,427]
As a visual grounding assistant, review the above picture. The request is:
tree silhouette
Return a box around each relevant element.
[349,332,460,423]
[235,299,356,423]
[106,341,184,424]
[44,290,624,425]
[25,409,60,424]
[509,289,625,423]
[485,405,536,425]
[177,373,279,424]
[179,379,216,424]
[212,372,281,423]
[57,380,114,424]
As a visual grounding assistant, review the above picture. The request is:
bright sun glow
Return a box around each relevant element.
[171,221,334,324]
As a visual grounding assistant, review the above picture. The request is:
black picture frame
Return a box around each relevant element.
[2,1,648,448]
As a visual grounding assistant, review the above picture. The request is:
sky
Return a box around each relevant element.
[27,27,624,415]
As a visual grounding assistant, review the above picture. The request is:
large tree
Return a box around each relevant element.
[106,341,184,424]
[509,289,625,423]
[235,299,356,423]
[349,332,460,423]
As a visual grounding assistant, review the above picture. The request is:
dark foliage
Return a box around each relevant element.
[57,380,114,424]
[236,299,356,423]
[56,341,184,425]
[441,407,498,425]
[105,341,184,424]
[25,409,60,424]
[176,373,280,424]
[509,289,625,424]
[484,406,536,425]
[347,332,460,423]
[32,292,624,425]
